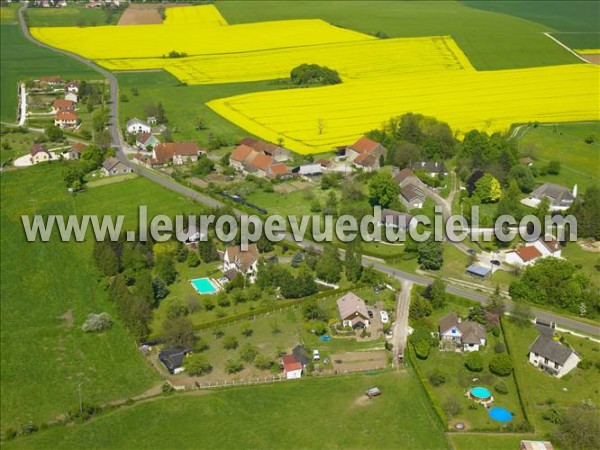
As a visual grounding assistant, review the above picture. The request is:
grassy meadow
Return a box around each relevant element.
[0,4,96,123]
[0,163,207,433]
[24,4,122,27]
[518,122,600,191]
[3,371,451,450]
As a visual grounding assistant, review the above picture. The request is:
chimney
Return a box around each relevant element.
[572,184,578,198]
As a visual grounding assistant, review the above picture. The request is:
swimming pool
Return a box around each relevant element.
[489,407,513,422]
[190,277,219,295]
[470,387,492,400]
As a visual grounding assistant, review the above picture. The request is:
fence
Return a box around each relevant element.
[168,366,391,391]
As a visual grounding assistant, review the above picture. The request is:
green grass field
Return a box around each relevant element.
[3,371,450,449]
[0,4,96,122]
[0,164,209,433]
[216,0,580,70]
[25,4,122,27]
[517,122,600,190]
[117,71,292,146]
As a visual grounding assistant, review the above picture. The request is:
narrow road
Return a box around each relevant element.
[392,280,412,364]
[15,3,600,338]
[18,83,27,126]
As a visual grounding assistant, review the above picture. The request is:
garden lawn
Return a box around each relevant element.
[518,122,600,191]
[0,5,96,122]
[503,320,600,433]
[0,128,39,164]
[216,0,580,70]
[449,433,545,450]
[0,164,206,433]
[561,243,600,283]
[4,371,450,449]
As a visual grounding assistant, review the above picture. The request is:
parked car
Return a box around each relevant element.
[380,311,389,324]
[368,310,374,319]
[313,349,320,361]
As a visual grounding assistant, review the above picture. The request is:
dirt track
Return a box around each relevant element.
[331,351,387,372]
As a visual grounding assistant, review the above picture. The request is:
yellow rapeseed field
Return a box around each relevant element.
[30,5,600,154]
[575,49,600,54]
[162,4,228,27]
[98,36,474,84]
[207,64,600,154]
[30,18,372,60]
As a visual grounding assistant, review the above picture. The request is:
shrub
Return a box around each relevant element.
[494,381,509,394]
[194,338,209,353]
[184,354,212,376]
[465,352,484,372]
[164,297,188,319]
[81,312,112,332]
[442,395,462,418]
[489,353,513,376]
[415,340,431,359]
[290,63,341,86]
[4,428,17,441]
[254,354,275,370]
[222,335,238,350]
[21,422,38,435]
[239,343,259,363]
[494,342,506,354]
[543,406,565,424]
[428,369,446,386]
[161,381,174,394]
[578,359,592,370]
[225,358,244,374]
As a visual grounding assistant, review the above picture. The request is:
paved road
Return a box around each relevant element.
[15,3,600,338]
[391,280,412,364]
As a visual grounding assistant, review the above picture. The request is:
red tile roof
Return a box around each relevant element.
[238,137,279,155]
[52,99,74,111]
[515,245,542,262]
[282,354,302,372]
[56,111,78,121]
[30,143,49,156]
[231,144,256,162]
[541,236,560,253]
[350,136,380,153]
[394,168,415,183]
[71,142,87,153]
[268,162,288,176]
[250,153,273,172]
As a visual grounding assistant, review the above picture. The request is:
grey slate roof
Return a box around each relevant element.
[530,183,574,207]
[529,335,579,365]
[159,347,192,373]
[409,161,447,174]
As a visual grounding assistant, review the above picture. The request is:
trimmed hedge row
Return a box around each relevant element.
[499,317,533,431]
[406,343,449,430]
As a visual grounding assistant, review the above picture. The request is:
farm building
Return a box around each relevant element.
[159,348,192,374]
[345,136,387,172]
[281,354,303,379]
[126,118,152,134]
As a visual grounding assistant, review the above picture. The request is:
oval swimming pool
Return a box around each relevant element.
[470,387,492,399]
[489,406,513,422]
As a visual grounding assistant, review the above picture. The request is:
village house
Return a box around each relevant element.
[65,81,80,94]
[394,168,426,209]
[528,335,581,378]
[54,110,78,129]
[151,142,203,166]
[159,347,192,374]
[292,163,322,176]
[38,76,63,88]
[238,137,291,162]
[126,118,152,135]
[505,235,562,267]
[136,132,160,150]
[524,182,576,211]
[345,136,387,172]
[222,244,260,281]
[64,92,78,103]
[29,143,53,164]
[380,209,414,231]
[229,143,289,178]
[51,99,75,113]
[439,312,486,352]
[409,161,448,178]
[101,157,132,176]
[520,441,554,450]
[63,142,87,160]
[337,292,370,329]
[281,354,303,379]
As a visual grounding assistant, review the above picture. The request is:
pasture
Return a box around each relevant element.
[517,122,600,190]
[24,4,122,27]
[3,372,451,450]
[0,164,205,433]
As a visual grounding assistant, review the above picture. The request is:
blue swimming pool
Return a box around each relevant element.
[190,278,219,295]
[470,387,492,399]
[489,407,513,422]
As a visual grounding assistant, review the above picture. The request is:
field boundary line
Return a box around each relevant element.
[543,32,589,63]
